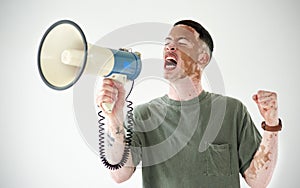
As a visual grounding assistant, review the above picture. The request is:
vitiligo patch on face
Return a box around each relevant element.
[179,50,200,80]
[176,25,201,41]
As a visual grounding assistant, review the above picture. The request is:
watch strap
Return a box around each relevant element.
[261,118,282,132]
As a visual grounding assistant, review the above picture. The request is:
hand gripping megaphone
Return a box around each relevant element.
[37,20,142,113]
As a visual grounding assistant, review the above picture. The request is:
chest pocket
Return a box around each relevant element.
[205,143,232,176]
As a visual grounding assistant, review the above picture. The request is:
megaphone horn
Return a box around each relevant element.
[37,20,142,112]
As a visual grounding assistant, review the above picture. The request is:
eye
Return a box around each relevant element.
[164,39,172,46]
[178,42,187,46]
[177,38,190,46]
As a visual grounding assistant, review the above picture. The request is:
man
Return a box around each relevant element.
[96,20,281,188]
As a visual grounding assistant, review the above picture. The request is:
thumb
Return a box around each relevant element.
[252,94,266,115]
[252,94,258,103]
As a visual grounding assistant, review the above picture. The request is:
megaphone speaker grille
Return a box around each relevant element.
[37,20,88,90]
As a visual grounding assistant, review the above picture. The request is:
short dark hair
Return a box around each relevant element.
[174,20,214,56]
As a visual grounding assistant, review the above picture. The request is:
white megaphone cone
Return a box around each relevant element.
[37,20,142,113]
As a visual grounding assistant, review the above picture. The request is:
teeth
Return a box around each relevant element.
[166,56,176,61]
[165,56,177,70]
[166,65,175,68]
[165,64,176,70]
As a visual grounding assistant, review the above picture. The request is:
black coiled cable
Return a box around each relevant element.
[98,80,134,170]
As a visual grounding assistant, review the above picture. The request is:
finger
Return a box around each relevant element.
[257,90,276,98]
[257,96,276,103]
[100,89,118,101]
[252,94,258,103]
[96,95,117,110]
[258,100,276,109]
[257,92,277,105]
[112,80,126,94]
[96,89,118,106]
[110,81,126,102]
[98,84,118,95]
[258,100,277,111]
[103,78,124,88]
[102,79,126,97]
[100,95,115,104]
[102,78,115,85]
[98,88,116,99]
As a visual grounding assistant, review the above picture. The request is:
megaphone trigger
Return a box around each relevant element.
[107,73,127,84]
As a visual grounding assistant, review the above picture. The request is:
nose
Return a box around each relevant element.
[165,43,177,52]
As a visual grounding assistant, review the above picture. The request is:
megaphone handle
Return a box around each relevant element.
[102,102,114,113]
[102,74,127,113]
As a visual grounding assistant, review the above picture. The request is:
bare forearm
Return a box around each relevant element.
[96,78,135,182]
[244,131,278,188]
[106,123,135,183]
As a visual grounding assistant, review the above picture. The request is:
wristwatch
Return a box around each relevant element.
[261,118,282,132]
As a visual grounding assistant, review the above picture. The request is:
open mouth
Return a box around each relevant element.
[164,55,178,70]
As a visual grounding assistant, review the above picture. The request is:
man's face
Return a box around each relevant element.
[163,25,205,82]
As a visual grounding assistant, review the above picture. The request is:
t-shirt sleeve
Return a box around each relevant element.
[130,131,142,167]
[238,105,262,176]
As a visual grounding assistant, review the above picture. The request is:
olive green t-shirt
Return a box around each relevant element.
[129,91,262,188]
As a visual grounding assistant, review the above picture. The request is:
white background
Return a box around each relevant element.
[1,0,299,187]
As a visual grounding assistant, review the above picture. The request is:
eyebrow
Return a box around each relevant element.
[165,36,173,41]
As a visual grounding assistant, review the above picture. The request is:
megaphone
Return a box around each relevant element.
[37,20,142,113]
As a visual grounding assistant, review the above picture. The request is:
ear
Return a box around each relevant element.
[197,52,210,69]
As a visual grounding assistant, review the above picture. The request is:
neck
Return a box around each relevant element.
[168,77,203,101]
